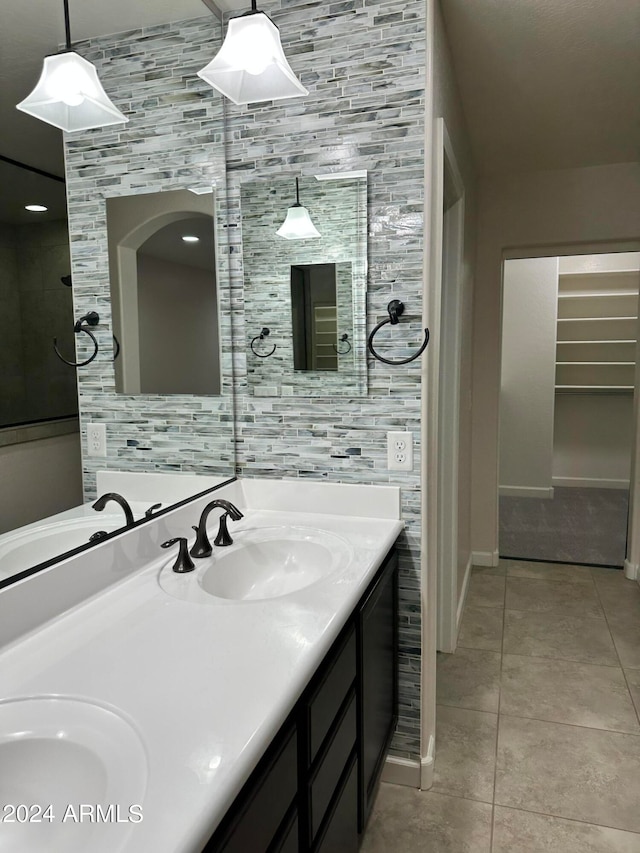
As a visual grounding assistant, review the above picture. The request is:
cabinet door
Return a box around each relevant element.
[358,550,398,831]
[205,724,297,853]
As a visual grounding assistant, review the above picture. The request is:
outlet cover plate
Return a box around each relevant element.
[387,431,413,471]
[87,423,107,457]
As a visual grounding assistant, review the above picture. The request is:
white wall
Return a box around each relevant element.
[434,0,477,595]
[500,257,558,496]
[137,254,220,396]
[0,433,82,534]
[553,393,633,487]
[471,161,640,557]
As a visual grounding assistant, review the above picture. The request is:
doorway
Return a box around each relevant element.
[498,251,640,569]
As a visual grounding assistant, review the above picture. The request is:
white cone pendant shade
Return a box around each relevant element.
[276,179,321,240]
[198,11,308,106]
[17,51,128,132]
[277,205,321,239]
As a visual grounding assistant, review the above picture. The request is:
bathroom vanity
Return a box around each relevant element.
[0,477,402,853]
[205,545,397,852]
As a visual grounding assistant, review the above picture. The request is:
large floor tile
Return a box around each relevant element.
[503,609,618,665]
[465,574,505,609]
[360,785,492,853]
[609,618,640,670]
[457,605,504,652]
[492,806,640,853]
[432,706,497,802]
[506,576,604,619]
[505,560,594,585]
[496,715,640,832]
[596,581,640,620]
[591,567,630,585]
[501,654,639,733]
[436,648,501,713]
[624,669,640,718]
[473,563,507,577]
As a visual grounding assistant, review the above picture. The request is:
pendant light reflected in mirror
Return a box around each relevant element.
[276,178,321,240]
[16,0,128,132]
[198,0,308,106]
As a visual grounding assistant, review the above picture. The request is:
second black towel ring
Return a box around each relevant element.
[250,327,276,358]
[333,333,352,355]
[367,299,430,366]
[53,311,100,367]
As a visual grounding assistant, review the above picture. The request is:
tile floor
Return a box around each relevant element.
[361,559,640,852]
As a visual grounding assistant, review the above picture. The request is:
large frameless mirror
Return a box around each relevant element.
[241,172,367,396]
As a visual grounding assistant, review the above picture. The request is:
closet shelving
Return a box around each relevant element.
[555,271,639,393]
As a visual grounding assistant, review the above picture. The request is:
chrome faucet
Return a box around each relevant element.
[92,492,136,528]
[190,499,244,557]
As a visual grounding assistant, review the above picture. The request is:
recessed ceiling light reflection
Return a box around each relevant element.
[25,204,48,212]
[182,235,200,243]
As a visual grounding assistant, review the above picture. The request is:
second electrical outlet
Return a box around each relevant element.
[387,431,413,471]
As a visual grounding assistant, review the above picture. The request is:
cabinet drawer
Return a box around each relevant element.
[271,810,298,853]
[310,690,356,841]
[216,727,297,853]
[308,628,356,761]
[315,755,358,853]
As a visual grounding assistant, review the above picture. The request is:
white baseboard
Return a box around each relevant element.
[420,735,435,790]
[624,559,639,581]
[456,555,473,633]
[499,485,554,499]
[471,549,499,567]
[552,477,630,489]
[381,755,421,788]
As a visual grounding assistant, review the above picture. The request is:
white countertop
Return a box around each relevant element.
[0,479,403,853]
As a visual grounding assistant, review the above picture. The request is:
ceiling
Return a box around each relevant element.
[0,0,637,222]
[440,0,640,175]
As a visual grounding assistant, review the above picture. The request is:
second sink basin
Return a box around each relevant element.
[160,526,353,603]
[0,518,127,581]
[0,696,147,853]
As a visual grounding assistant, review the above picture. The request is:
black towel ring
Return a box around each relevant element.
[113,333,121,360]
[367,299,429,366]
[53,311,100,367]
[333,333,352,355]
[250,327,276,358]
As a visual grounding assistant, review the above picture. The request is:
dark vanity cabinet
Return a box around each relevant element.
[205,547,398,853]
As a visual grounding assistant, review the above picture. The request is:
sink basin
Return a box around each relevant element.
[0,696,147,853]
[160,526,353,603]
[0,518,125,580]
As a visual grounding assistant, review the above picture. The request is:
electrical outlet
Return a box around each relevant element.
[87,423,107,457]
[387,431,413,471]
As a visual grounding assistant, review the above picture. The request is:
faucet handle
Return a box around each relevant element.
[214,512,235,547]
[190,525,213,559]
[162,537,195,573]
[145,503,162,517]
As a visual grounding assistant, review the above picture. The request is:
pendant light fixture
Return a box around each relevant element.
[197,0,308,106]
[276,178,321,240]
[16,0,128,132]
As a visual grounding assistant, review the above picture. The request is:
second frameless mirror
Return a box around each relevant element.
[106,189,221,396]
[241,173,367,396]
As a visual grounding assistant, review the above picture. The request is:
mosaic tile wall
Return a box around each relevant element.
[65,0,426,760]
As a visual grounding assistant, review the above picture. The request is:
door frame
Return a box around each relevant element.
[436,123,465,653]
[497,240,640,579]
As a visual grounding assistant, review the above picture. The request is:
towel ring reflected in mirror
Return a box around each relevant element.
[250,327,276,358]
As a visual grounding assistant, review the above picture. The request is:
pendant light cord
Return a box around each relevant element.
[63,0,72,50]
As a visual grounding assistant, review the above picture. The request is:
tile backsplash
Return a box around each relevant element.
[65,0,425,760]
